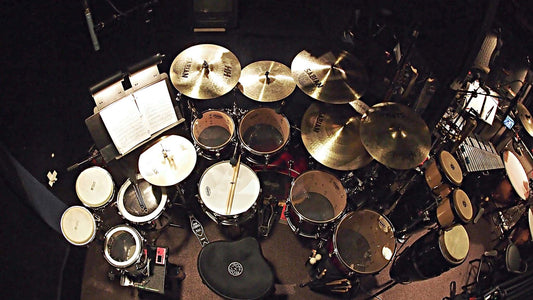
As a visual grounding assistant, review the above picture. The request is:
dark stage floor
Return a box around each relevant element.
[2,1,532,300]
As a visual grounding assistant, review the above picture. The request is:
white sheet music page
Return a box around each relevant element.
[133,80,178,134]
[99,94,151,154]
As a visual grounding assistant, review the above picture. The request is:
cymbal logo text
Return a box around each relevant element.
[182,58,192,78]
[304,68,323,88]
[313,112,326,133]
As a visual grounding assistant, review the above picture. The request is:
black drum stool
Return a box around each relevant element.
[197,237,274,299]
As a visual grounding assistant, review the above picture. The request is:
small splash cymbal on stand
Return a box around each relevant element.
[238,60,296,102]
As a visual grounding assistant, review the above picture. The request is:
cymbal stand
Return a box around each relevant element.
[230,87,247,119]
[175,91,189,131]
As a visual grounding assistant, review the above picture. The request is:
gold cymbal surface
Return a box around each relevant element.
[238,61,296,102]
[517,102,533,137]
[301,102,373,170]
[170,44,241,99]
[360,102,431,170]
[291,49,368,104]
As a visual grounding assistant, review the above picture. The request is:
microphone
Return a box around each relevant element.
[83,1,100,51]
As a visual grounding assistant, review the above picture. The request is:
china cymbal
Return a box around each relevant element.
[360,102,431,170]
[138,135,197,186]
[291,49,368,104]
[301,102,373,170]
[517,103,533,137]
[238,61,296,102]
[169,44,241,99]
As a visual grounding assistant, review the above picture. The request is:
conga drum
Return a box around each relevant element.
[75,166,115,209]
[390,224,470,283]
[60,206,97,246]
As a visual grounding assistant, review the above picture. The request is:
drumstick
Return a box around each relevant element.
[226,155,241,215]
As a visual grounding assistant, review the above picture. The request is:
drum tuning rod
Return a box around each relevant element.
[226,155,241,215]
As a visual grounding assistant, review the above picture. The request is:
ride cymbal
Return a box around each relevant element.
[170,44,241,99]
[301,102,373,170]
[517,103,533,137]
[138,135,197,186]
[291,49,369,104]
[360,102,431,170]
[238,61,296,102]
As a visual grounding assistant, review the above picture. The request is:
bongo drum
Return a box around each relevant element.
[117,175,168,225]
[286,170,346,238]
[75,166,115,209]
[424,150,463,198]
[436,188,474,229]
[60,206,97,246]
[191,110,235,160]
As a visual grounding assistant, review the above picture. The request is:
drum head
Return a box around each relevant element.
[60,206,96,246]
[503,150,529,200]
[104,225,142,268]
[289,170,346,223]
[75,166,114,208]
[439,225,469,264]
[192,110,235,149]
[334,210,396,274]
[117,175,167,224]
[452,189,473,223]
[238,108,290,154]
[199,161,260,216]
[529,208,533,242]
[438,151,463,186]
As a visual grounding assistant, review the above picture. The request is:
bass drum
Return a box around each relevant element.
[492,150,530,205]
[286,170,346,239]
[191,110,236,160]
[117,174,168,225]
[329,209,396,276]
[60,206,97,246]
[390,224,470,283]
[198,160,261,226]
[103,225,148,278]
[75,166,115,209]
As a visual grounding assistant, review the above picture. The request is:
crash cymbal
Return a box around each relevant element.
[301,102,373,170]
[517,103,533,137]
[291,49,369,104]
[360,102,431,170]
[138,135,197,186]
[238,61,296,102]
[169,44,241,99]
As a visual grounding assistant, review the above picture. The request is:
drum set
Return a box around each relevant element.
[61,42,533,298]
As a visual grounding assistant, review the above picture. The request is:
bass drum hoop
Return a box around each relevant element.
[116,175,168,224]
[103,225,143,269]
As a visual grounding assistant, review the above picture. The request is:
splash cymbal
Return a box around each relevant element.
[291,49,368,104]
[517,103,533,137]
[360,102,431,170]
[238,61,295,102]
[301,102,373,170]
[138,135,197,186]
[170,44,241,99]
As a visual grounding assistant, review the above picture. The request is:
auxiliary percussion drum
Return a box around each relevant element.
[75,166,115,209]
[238,107,291,164]
[103,225,148,277]
[60,206,97,246]
[329,209,396,276]
[424,150,463,198]
[286,170,346,238]
[436,188,474,229]
[191,110,235,160]
[390,224,470,283]
[492,150,530,204]
[117,175,168,225]
[198,160,261,226]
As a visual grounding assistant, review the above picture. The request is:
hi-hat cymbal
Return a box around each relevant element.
[301,102,373,170]
[291,49,369,104]
[138,135,197,186]
[517,103,533,137]
[238,61,296,102]
[169,44,241,99]
[360,102,431,170]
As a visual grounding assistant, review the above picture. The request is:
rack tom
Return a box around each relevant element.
[192,110,236,160]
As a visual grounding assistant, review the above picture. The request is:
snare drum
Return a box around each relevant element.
[117,175,168,225]
[424,150,463,198]
[76,166,115,209]
[103,225,148,277]
[329,210,396,276]
[286,170,346,238]
[60,206,97,246]
[198,160,261,226]
[492,150,530,204]
[436,189,474,229]
[238,107,291,164]
[192,110,236,160]
[390,224,470,283]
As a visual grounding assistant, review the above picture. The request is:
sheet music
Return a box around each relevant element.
[99,95,151,155]
[133,80,178,134]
